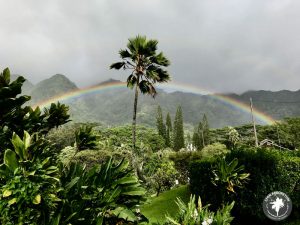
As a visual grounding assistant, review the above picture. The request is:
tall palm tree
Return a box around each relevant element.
[110,35,171,150]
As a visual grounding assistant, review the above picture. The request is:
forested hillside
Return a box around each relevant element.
[21,74,300,128]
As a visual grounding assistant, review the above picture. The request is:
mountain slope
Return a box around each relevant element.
[228,90,300,120]
[29,74,78,104]
[24,75,300,128]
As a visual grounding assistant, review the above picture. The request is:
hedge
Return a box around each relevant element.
[189,147,300,224]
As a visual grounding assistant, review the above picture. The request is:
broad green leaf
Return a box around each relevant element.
[65,177,80,191]
[8,198,17,206]
[113,176,138,186]
[3,190,12,197]
[33,194,41,204]
[112,207,136,222]
[23,131,31,150]
[3,68,10,84]
[122,187,146,196]
[12,132,25,159]
[0,164,10,178]
[41,158,50,167]
[96,216,103,225]
[65,212,77,222]
[50,213,61,225]
[4,149,18,172]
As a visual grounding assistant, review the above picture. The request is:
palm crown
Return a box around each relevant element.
[110,35,171,97]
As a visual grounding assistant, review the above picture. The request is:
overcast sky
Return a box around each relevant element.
[0,0,299,93]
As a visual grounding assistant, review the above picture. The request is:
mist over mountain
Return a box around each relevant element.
[29,74,78,105]
[22,74,300,128]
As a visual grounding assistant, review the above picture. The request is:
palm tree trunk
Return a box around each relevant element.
[132,79,139,151]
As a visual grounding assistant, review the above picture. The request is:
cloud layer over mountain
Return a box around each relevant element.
[0,0,299,93]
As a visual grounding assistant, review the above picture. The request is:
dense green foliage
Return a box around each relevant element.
[0,132,60,224]
[54,158,147,224]
[0,68,70,152]
[189,147,300,224]
[0,68,146,225]
[75,125,97,151]
[151,160,178,196]
[98,125,166,152]
[201,143,229,159]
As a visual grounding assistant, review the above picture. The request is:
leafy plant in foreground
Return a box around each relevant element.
[53,157,147,224]
[166,195,235,225]
[0,131,60,224]
[211,158,250,204]
[75,125,97,151]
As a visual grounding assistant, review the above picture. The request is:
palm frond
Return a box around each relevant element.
[144,39,158,56]
[110,62,125,70]
[119,49,132,59]
[150,52,170,66]
[146,65,171,83]
[127,35,147,54]
[138,80,157,97]
[127,74,137,89]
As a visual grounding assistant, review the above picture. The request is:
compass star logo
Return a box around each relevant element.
[263,191,292,221]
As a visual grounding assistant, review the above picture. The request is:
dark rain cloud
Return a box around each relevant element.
[0,0,299,93]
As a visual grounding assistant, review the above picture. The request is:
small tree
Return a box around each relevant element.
[151,160,178,196]
[192,127,201,150]
[156,106,166,140]
[227,126,240,149]
[173,106,184,151]
[166,112,172,147]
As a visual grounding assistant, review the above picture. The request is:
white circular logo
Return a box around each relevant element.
[263,191,292,221]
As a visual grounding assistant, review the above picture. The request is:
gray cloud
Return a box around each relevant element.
[0,0,299,93]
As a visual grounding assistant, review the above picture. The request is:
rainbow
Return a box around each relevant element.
[33,81,275,124]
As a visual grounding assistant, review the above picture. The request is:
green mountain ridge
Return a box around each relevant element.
[21,74,300,128]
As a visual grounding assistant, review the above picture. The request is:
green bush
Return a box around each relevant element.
[201,143,229,159]
[59,147,132,169]
[169,151,202,184]
[99,125,166,151]
[189,147,300,224]
[0,132,60,224]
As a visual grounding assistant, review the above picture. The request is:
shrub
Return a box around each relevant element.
[201,143,229,159]
[169,151,202,184]
[99,125,166,152]
[166,195,235,225]
[151,160,179,196]
[54,158,147,224]
[75,125,97,151]
[58,147,132,169]
[189,147,300,224]
[0,132,60,224]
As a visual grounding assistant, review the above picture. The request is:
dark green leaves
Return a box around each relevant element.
[4,149,18,172]
[110,62,125,70]
[119,49,132,59]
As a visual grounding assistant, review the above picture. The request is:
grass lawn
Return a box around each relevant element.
[141,185,190,224]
